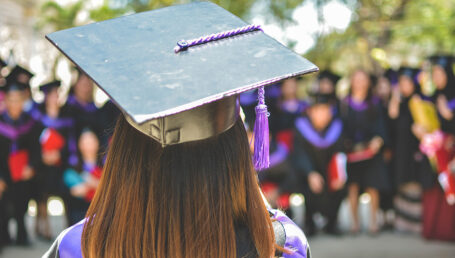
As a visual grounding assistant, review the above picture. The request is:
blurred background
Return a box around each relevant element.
[1,0,455,257]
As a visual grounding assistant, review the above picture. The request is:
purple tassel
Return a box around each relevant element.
[253,86,270,171]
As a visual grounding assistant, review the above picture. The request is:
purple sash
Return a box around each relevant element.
[280,100,308,115]
[67,95,98,113]
[344,96,379,111]
[42,115,74,129]
[269,142,289,168]
[0,119,35,140]
[448,98,455,111]
[295,117,342,148]
[239,90,257,106]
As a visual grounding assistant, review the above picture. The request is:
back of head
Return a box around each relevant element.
[82,115,274,258]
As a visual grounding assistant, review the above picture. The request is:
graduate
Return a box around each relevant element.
[0,81,41,245]
[43,2,318,257]
[65,69,102,138]
[35,80,78,239]
[388,67,433,233]
[63,128,102,226]
[293,93,346,236]
[5,65,41,121]
[341,69,388,235]
[374,69,397,231]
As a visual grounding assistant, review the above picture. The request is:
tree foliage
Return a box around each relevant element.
[308,0,455,75]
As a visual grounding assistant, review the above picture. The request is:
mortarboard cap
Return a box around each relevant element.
[46,2,317,154]
[308,92,335,106]
[317,70,340,86]
[5,80,28,92]
[6,65,34,86]
[398,67,419,80]
[429,55,453,69]
[39,80,61,94]
[0,58,6,68]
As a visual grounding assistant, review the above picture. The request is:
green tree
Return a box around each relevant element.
[89,0,307,24]
[307,0,455,76]
[38,0,86,78]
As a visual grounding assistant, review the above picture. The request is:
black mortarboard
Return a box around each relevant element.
[39,80,61,94]
[398,67,419,81]
[46,2,317,147]
[6,65,34,85]
[46,3,318,172]
[317,70,340,86]
[429,55,453,69]
[5,80,28,92]
[308,93,335,106]
[0,58,6,67]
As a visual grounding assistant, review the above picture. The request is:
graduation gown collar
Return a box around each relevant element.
[295,117,342,148]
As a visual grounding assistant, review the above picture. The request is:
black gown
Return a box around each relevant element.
[0,112,41,244]
[392,98,434,188]
[292,116,345,231]
[36,104,78,200]
[65,94,102,138]
[340,96,389,191]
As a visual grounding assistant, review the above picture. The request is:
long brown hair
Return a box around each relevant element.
[82,115,275,257]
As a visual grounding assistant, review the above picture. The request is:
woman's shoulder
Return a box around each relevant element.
[42,219,85,258]
[269,209,311,258]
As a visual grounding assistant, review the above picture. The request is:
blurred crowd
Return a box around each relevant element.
[1,53,455,251]
[244,55,455,241]
[0,60,120,249]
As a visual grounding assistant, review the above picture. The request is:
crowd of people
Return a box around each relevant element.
[0,53,454,251]
[245,55,455,241]
[0,60,120,249]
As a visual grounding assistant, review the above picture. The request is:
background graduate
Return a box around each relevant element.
[0,81,41,245]
[388,67,433,233]
[293,92,346,236]
[5,65,41,121]
[341,69,388,235]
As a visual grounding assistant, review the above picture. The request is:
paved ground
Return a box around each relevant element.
[1,199,454,258]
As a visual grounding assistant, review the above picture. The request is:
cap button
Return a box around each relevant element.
[177,40,189,50]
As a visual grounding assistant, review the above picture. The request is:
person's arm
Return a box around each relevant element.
[369,104,386,154]
[388,87,401,119]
